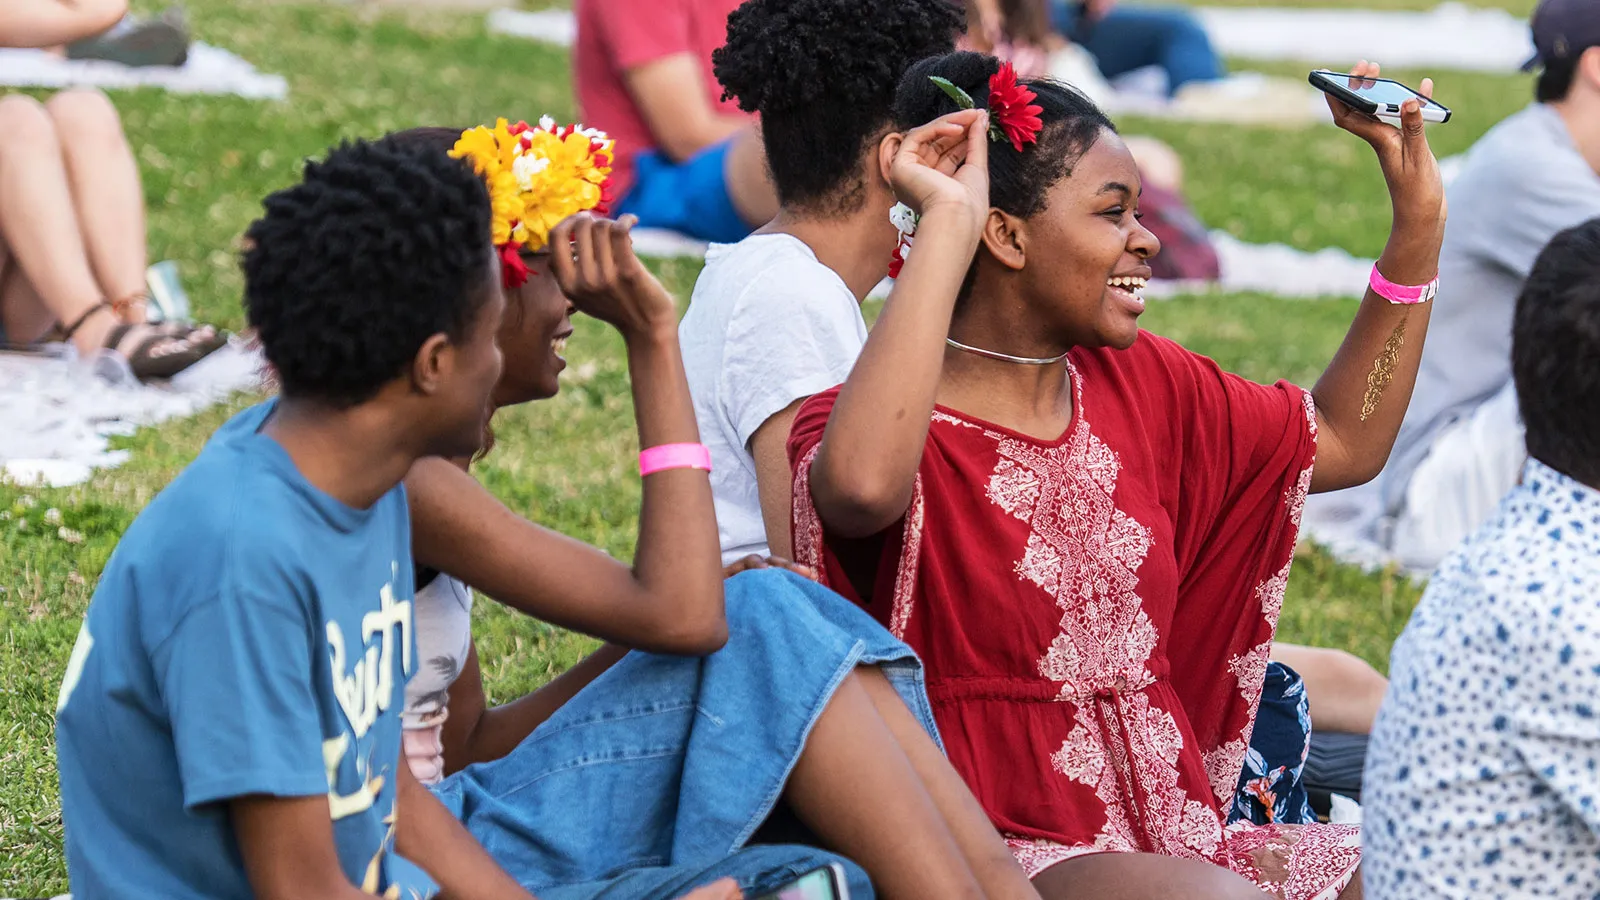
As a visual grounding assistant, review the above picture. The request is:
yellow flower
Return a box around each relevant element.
[451,117,615,258]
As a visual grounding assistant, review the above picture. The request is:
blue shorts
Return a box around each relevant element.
[616,140,752,245]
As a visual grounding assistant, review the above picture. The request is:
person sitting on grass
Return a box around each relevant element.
[1363,217,1600,899]
[573,0,774,243]
[1376,0,1600,572]
[0,3,224,379]
[379,121,1040,900]
[54,136,533,900]
[684,0,1376,833]
[786,54,1445,899]
[51,135,800,900]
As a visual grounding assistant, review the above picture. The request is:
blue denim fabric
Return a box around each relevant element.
[1049,3,1222,93]
[434,568,939,898]
[535,845,869,900]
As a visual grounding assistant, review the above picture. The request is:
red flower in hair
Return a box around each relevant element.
[987,62,1043,153]
[499,241,529,289]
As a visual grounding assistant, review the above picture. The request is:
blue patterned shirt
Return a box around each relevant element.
[1365,459,1600,898]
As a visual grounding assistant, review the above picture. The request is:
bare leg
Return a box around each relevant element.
[45,89,148,318]
[0,94,116,354]
[784,670,986,900]
[0,250,57,343]
[1339,867,1362,899]
[856,668,1040,900]
[722,124,778,228]
[1271,644,1388,734]
[1033,852,1268,900]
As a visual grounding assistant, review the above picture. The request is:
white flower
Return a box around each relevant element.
[538,114,557,132]
[512,153,551,191]
[18,495,36,509]
[44,508,62,526]
[59,527,84,545]
[889,202,920,236]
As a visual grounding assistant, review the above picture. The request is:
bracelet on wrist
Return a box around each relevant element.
[639,442,712,477]
[1369,265,1438,305]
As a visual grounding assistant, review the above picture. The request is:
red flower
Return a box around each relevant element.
[987,62,1044,153]
[499,241,529,289]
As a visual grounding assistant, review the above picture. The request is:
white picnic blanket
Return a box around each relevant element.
[489,3,1532,73]
[0,42,287,99]
[1197,3,1532,73]
[0,340,264,488]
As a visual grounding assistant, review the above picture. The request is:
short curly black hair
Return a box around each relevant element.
[242,136,495,407]
[1512,216,1600,487]
[714,0,964,214]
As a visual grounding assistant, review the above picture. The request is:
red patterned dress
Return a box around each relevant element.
[788,333,1361,899]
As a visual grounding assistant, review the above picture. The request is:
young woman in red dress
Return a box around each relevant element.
[788,53,1446,900]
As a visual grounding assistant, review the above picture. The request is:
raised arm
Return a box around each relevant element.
[808,110,990,538]
[1308,62,1448,493]
[0,0,127,48]
[409,214,727,655]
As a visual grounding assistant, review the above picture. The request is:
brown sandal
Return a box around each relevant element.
[63,300,229,381]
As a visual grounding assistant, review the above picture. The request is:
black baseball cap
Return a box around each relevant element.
[1523,0,1600,71]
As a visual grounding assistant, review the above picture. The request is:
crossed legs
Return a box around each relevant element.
[0,89,147,354]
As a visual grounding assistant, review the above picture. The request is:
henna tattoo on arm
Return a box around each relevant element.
[1360,315,1408,421]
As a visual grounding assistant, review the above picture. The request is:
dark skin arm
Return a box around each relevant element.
[233,775,533,900]
[440,557,813,774]
[1307,62,1447,493]
[809,110,992,538]
[749,399,806,560]
[409,215,727,656]
[233,795,373,900]
[440,640,629,775]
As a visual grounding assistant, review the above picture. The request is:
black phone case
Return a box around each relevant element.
[1307,70,1452,123]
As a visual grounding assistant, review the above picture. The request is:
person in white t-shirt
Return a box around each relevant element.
[682,0,964,564]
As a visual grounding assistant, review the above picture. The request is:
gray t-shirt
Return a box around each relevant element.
[1380,104,1600,514]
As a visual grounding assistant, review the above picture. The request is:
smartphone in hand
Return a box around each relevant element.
[749,864,851,900]
[1309,69,1451,124]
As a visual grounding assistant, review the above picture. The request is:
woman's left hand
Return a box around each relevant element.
[1326,60,1447,243]
[722,554,818,582]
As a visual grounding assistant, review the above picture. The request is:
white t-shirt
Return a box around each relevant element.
[401,571,474,784]
[680,234,867,565]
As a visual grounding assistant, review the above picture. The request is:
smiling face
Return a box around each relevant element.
[1013,131,1160,350]
[491,250,574,408]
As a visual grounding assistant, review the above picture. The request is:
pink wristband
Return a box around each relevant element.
[1369,265,1438,305]
[638,442,712,477]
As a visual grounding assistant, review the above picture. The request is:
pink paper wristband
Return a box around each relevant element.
[1369,265,1438,305]
[639,442,713,477]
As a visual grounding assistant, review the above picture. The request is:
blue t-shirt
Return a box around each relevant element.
[55,402,437,899]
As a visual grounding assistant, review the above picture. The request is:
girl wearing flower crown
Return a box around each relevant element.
[788,53,1447,899]
[385,122,1041,900]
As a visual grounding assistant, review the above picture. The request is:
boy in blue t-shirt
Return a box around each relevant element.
[54,138,529,899]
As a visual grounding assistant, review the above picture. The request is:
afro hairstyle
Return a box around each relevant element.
[242,135,495,408]
[1512,216,1600,487]
[714,0,965,214]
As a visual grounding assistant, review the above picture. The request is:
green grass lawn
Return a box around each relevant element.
[0,0,1536,893]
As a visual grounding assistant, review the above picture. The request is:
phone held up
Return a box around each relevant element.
[1308,69,1451,124]
[750,863,851,900]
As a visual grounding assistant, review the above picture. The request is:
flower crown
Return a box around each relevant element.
[450,117,614,288]
[930,61,1043,152]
